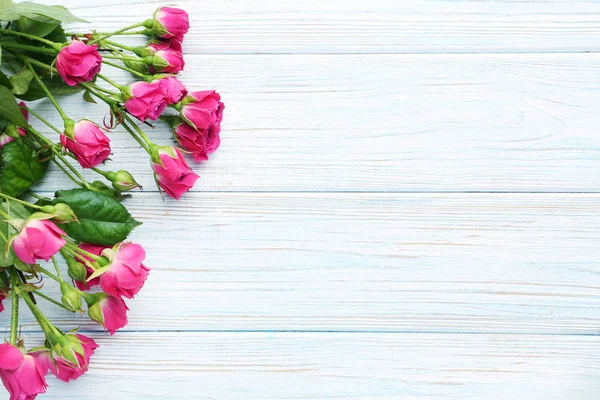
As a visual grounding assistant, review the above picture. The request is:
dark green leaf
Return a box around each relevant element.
[83,90,96,104]
[0,70,12,90]
[0,2,86,23]
[0,86,26,126]
[52,189,142,246]
[0,139,48,197]
[16,73,83,101]
[16,15,60,38]
[43,23,66,44]
[9,67,34,95]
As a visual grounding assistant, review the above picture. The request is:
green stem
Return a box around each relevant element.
[68,30,146,36]
[92,84,119,95]
[20,286,62,344]
[51,256,63,280]
[0,192,42,210]
[122,113,155,147]
[26,62,69,122]
[37,266,60,282]
[0,209,10,219]
[35,291,75,312]
[26,107,61,134]
[103,59,148,79]
[120,118,151,153]
[9,268,19,345]
[88,22,146,45]
[0,42,57,54]
[96,73,122,90]
[0,28,60,48]
[80,82,120,106]
[64,242,102,262]
[100,39,143,55]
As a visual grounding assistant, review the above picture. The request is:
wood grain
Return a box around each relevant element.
[29,53,600,193]
[8,193,600,335]
[53,0,600,54]
[27,332,600,400]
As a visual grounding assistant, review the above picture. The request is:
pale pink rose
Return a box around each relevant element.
[100,242,150,299]
[151,146,199,199]
[158,76,187,105]
[12,219,66,264]
[174,121,220,162]
[0,344,48,400]
[123,80,168,121]
[152,7,189,39]
[56,41,102,86]
[74,243,107,291]
[89,295,129,335]
[60,120,111,168]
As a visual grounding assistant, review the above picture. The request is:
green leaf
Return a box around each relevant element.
[0,138,48,197]
[0,70,12,90]
[0,2,86,23]
[83,90,96,104]
[0,200,30,267]
[0,86,26,126]
[9,66,34,95]
[52,189,142,246]
[16,73,82,101]
[16,14,60,38]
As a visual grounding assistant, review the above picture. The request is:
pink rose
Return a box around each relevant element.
[99,242,150,299]
[0,294,4,314]
[152,6,189,40]
[149,48,185,74]
[36,334,98,383]
[174,121,220,162]
[56,41,102,86]
[11,219,66,264]
[181,90,224,132]
[123,80,168,121]
[159,76,187,105]
[0,102,28,148]
[60,120,111,168]
[74,243,106,291]
[148,37,183,53]
[0,344,48,400]
[89,294,129,335]
[151,146,199,199]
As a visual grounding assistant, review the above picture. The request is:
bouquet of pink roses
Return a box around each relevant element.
[0,1,223,398]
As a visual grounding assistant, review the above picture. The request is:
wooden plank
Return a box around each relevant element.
[28,332,600,399]
[46,0,600,54]
[10,193,600,335]
[29,53,600,192]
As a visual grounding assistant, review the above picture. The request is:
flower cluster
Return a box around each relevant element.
[0,4,223,398]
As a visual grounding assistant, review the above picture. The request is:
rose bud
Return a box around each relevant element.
[88,293,129,335]
[60,282,83,312]
[0,344,48,399]
[97,242,150,299]
[60,119,111,169]
[122,80,169,121]
[43,333,98,382]
[147,47,185,74]
[147,37,183,53]
[180,90,224,133]
[40,203,78,224]
[56,41,102,86]
[73,243,106,291]
[151,146,199,199]
[104,169,142,192]
[149,6,189,40]
[156,75,187,105]
[10,217,66,264]
[174,121,220,162]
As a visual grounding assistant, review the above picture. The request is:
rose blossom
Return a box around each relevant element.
[174,121,220,162]
[123,80,169,121]
[0,294,4,314]
[36,334,98,382]
[151,6,189,39]
[149,47,185,74]
[180,90,224,133]
[74,243,106,291]
[88,294,129,335]
[99,242,150,299]
[158,76,187,105]
[0,343,48,399]
[56,41,102,86]
[151,146,199,199]
[148,37,183,53]
[60,120,111,168]
[11,219,66,264]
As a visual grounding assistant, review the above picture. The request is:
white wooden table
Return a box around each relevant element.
[3,0,600,398]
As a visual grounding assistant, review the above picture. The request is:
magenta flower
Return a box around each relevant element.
[174,121,220,162]
[159,76,187,105]
[180,90,224,133]
[11,219,66,264]
[151,146,199,199]
[152,7,189,40]
[123,80,168,121]
[99,242,150,299]
[60,120,111,168]
[35,334,98,383]
[89,294,129,335]
[56,41,102,86]
[0,344,48,400]
[74,243,107,291]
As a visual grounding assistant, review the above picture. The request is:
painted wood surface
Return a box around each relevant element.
[1,0,599,399]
